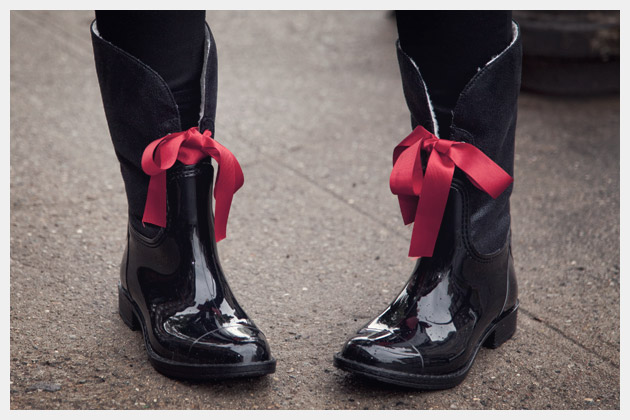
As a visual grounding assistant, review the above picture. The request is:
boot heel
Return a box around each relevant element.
[118,286,140,331]
[483,306,518,349]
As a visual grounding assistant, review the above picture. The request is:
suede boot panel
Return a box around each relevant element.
[91,21,218,236]
[396,24,522,255]
[396,40,438,136]
[450,24,522,255]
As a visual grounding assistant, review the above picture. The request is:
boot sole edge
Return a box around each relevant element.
[119,285,276,380]
[333,304,518,390]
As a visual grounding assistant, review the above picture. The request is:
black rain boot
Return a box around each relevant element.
[91,20,276,380]
[334,22,521,390]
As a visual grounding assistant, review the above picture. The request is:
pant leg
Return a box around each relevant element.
[94,10,207,129]
[395,11,512,138]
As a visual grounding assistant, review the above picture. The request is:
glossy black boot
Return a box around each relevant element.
[334,22,522,390]
[91,21,275,380]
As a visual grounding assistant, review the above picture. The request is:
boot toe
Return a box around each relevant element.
[340,330,425,374]
[189,325,272,364]
[160,318,273,365]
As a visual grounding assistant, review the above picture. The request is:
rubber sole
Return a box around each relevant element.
[333,304,518,390]
[118,285,276,380]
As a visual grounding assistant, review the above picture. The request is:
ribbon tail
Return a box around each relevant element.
[211,149,244,243]
[142,172,167,228]
[213,193,232,242]
[449,143,513,199]
[391,141,424,225]
[397,195,418,225]
[408,151,455,258]
[213,168,238,242]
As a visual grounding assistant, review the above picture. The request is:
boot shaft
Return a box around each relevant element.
[396,22,522,255]
[90,20,218,234]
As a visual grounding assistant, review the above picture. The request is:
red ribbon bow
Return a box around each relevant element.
[141,127,244,242]
[390,125,513,258]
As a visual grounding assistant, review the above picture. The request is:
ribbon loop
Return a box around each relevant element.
[390,125,513,258]
[140,127,244,242]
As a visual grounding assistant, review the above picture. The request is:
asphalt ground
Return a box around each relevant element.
[9,10,620,409]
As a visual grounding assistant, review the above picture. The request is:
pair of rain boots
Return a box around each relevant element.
[91,19,521,389]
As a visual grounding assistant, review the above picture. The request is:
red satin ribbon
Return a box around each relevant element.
[141,127,244,242]
[390,125,513,258]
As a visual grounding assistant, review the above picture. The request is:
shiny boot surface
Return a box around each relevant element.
[334,22,522,390]
[91,20,275,380]
[118,160,275,379]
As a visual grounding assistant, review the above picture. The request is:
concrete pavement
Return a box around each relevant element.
[10,10,619,409]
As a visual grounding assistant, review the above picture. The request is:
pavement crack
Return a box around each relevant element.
[520,307,619,369]
[258,158,408,241]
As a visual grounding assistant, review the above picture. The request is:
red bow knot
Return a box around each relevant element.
[140,127,244,242]
[390,125,513,258]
